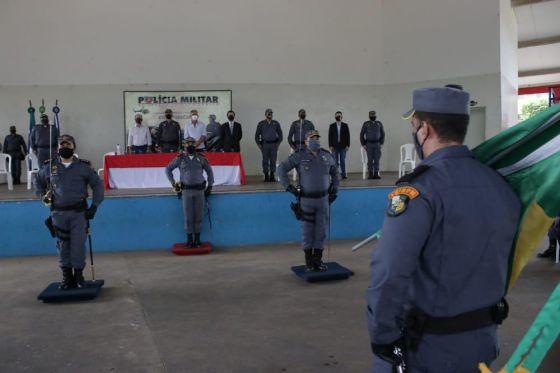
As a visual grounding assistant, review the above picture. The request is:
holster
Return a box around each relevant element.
[290,201,303,221]
[44,216,56,238]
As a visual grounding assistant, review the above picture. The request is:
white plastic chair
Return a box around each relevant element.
[290,149,297,181]
[399,144,417,177]
[25,153,40,190]
[0,154,14,190]
[97,151,117,176]
[360,147,367,180]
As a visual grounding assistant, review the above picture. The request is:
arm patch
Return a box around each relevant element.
[387,186,420,217]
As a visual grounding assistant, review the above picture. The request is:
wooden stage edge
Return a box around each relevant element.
[0,172,398,202]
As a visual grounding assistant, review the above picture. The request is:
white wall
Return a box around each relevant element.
[0,0,511,175]
[499,0,519,128]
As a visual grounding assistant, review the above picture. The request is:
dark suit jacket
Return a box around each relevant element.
[220,122,243,152]
[328,122,350,148]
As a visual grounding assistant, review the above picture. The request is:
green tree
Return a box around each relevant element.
[521,99,549,121]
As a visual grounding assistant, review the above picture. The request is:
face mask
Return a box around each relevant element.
[308,139,321,151]
[58,147,74,159]
[10,129,16,134]
[186,145,196,154]
[299,114,306,120]
[335,116,342,121]
[165,114,172,120]
[266,115,272,120]
[369,115,376,121]
[228,115,235,121]
[191,115,198,121]
[135,119,142,124]
[412,123,427,160]
[41,119,48,125]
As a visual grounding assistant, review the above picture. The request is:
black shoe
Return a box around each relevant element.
[74,268,85,288]
[368,172,374,180]
[269,172,275,182]
[537,247,555,258]
[59,267,76,290]
[311,249,328,272]
[186,234,194,248]
[304,249,314,271]
[264,173,270,182]
[342,175,347,180]
[194,233,201,248]
[373,172,381,179]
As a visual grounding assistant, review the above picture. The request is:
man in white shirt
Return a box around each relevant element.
[127,113,152,154]
[184,109,207,152]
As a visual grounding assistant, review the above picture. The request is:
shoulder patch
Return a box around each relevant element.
[395,165,430,184]
[386,186,420,217]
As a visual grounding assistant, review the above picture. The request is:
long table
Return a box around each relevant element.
[103,152,246,189]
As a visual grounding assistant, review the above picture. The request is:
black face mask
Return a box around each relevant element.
[10,130,16,134]
[299,114,306,120]
[369,116,376,121]
[228,115,235,121]
[335,116,342,121]
[165,114,172,120]
[41,119,49,125]
[58,147,74,159]
[413,124,427,160]
[186,145,196,154]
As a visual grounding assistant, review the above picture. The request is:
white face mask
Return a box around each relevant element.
[191,115,198,121]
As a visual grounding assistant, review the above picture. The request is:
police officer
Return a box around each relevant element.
[206,114,222,151]
[287,109,315,151]
[31,113,60,165]
[360,111,385,179]
[3,125,27,184]
[36,134,104,290]
[166,137,214,248]
[365,87,521,372]
[278,130,339,271]
[155,109,182,153]
[255,108,283,182]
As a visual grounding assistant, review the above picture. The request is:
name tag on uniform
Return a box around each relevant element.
[387,186,419,217]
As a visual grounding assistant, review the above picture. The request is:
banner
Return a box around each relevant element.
[123,90,232,142]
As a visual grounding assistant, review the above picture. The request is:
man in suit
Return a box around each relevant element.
[221,110,243,152]
[328,111,350,179]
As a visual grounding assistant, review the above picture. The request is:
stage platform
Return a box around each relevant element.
[0,241,558,372]
[0,172,398,201]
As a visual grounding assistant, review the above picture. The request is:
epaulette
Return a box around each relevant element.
[396,165,430,184]
[79,159,91,165]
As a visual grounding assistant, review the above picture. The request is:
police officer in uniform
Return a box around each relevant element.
[3,125,27,184]
[287,109,315,151]
[166,137,214,248]
[278,130,339,271]
[155,109,182,153]
[206,114,222,151]
[31,113,60,165]
[255,108,283,182]
[365,87,521,372]
[360,111,385,179]
[36,135,104,289]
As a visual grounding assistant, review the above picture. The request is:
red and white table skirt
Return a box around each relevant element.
[103,153,246,189]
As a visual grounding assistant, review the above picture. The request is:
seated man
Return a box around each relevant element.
[165,137,214,248]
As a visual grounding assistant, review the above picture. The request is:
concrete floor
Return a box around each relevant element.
[0,241,558,373]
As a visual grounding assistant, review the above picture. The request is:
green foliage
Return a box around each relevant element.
[521,99,549,121]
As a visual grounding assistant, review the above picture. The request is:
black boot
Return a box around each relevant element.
[537,247,555,259]
[304,249,314,271]
[269,172,275,182]
[74,268,85,288]
[373,171,381,179]
[312,249,328,272]
[59,267,76,290]
[186,234,194,248]
[264,172,270,182]
[194,233,201,248]
[368,171,374,179]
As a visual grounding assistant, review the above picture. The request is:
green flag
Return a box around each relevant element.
[473,104,560,289]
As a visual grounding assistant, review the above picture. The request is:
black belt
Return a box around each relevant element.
[181,182,206,190]
[405,299,509,336]
[366,140,381,144]
[264,140,279,144]
[51,200,87,212]
[300,190,328,198]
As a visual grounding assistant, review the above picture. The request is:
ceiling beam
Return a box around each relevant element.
[519,67,560,77]
[512,0,556,7]
[519,35,560,48]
